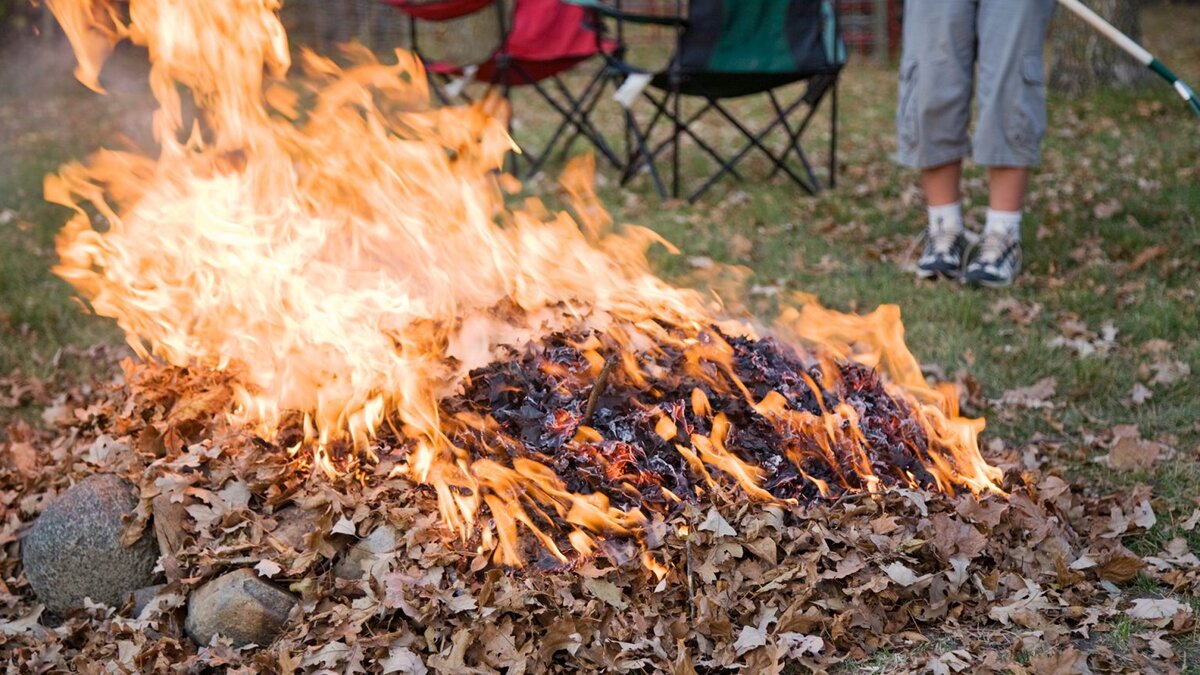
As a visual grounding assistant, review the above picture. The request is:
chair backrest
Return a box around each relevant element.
[503,0,600,62]
[387,0,512,68]
[677,0,845,75]
[382,0,495,21]
[385,0,602,71]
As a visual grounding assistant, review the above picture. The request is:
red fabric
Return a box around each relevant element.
[386,0,615,85]
[475,55,591,85]
[503,0,598,62]
[381,0,494,21]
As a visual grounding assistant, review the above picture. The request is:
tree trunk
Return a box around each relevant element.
[1049,0,1148,94]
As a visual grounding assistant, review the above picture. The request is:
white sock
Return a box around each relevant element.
[984,208,1022,239]
[927,202,963,233]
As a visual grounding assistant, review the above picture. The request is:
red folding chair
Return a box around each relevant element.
[381,0,621,176]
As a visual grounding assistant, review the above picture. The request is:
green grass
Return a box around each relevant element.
[2,6,1199,668]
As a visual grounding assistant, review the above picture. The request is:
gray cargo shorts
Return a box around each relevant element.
[897,0,1056,169]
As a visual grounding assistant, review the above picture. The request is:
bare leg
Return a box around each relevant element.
[987,166,1030,211]
[922,160,963,207]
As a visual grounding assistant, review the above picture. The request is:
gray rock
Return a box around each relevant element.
[334,523,399,579]
[269,506,319,551]
[21,473,160,615]
[185,568,296,647]
[129,584,167,617]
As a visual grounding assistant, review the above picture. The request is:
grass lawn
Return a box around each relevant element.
[2,5,1199,670]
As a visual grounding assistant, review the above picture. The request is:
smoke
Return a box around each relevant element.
[0,34,159,155]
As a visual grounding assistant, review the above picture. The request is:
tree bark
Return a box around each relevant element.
[1049,0,1149,94]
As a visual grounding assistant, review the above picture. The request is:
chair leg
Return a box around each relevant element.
[518,66,621,175]
[622,91,670,185]
[671,89,682,199]
[624,107,667,198]
[830,76,839,189]
[766,89,804,182]
[689,97,816,203]
[638,94,742,183]
[766,85,834,192]
[551,70,620,168]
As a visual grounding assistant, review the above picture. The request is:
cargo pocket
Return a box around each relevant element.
[1009,53,1047,159]
[897,60,919,156]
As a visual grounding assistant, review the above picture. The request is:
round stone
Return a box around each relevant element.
[21,473,160,615]
[185,568,297,647]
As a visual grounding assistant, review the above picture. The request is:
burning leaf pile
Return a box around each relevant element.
[433,322,994,566]
[1,359,1196,672]
[0,0,1195,672]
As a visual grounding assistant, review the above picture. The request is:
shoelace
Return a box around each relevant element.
[928,220,960,255]
[976,229,1013,264]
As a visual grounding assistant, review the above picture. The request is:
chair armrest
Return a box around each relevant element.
[563,0,688,27]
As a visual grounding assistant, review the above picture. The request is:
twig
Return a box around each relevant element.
[582,357,616,426]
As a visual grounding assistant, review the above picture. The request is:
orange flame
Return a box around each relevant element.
[44,0,1002,567]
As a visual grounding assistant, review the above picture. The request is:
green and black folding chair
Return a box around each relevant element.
[570,0,846,202]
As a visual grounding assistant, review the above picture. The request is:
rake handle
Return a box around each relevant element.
[1056,0,1200,117]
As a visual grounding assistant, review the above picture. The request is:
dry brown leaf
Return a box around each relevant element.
[1097,549,1145,583]
[993,378,1057,410]
[1127,598,1192,621]
[583,577,628,610]
[1106,426,1164,471]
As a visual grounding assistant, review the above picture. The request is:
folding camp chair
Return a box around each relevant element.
[569,0,846,203]
[381,0,622,176]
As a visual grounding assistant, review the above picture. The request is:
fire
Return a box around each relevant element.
[43,0,1002,567]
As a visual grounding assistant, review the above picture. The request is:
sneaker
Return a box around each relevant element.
[965,227,1022,288]
[916,220,967,279]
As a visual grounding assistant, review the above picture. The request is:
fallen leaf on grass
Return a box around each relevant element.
[1102,425,1169,471]
[1098,548,1145,583]
[1132,500,1156,529]
[1121,244,1168,275]
[987,581,1052,626]
[1181,509,1200,532]
[1127,597,1192,621]
[926,649,972,675]
[1093,198,1121,219]
[1149,358,1190,386]
[1130,383,1152,405]
[986,297,1042,326]
[1029,646,1087,675]
[993,378,1056,409]
[1048,315,1117,358]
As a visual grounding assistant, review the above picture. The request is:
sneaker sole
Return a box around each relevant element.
[965,260,1021,289]
[917,267,963,280]
[967,275,1015,289]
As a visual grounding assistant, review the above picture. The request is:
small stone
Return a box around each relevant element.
[268,506,320,551]
[334,523,399,579]
[130,584,166,617]
[185,568,296,647]
[21,474,160,615]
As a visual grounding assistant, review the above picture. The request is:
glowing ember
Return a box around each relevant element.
[44,0,1001,566]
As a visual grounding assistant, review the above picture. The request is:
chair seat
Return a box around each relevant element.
[650,70,833,99]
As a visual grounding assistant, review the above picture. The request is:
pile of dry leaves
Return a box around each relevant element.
[0,355,1196,673]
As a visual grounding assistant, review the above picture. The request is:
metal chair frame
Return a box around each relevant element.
[575,0,842,203]
[402,0,622,175]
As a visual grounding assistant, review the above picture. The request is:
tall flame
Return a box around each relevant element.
[43,0,1002,566]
